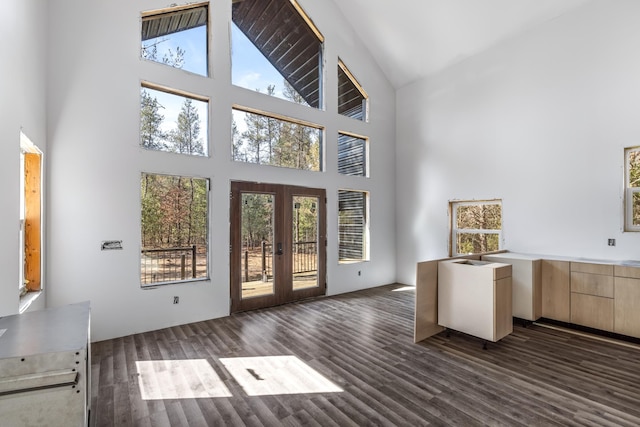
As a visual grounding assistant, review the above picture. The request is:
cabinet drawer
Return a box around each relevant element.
[570,271,613,298]
[614,265,640,279]
[571,262,613,275]
[571,293,613,332]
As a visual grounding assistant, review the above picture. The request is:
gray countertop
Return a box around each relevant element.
[0,301,90,359]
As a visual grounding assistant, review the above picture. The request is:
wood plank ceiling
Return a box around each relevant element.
[232,0,322,108]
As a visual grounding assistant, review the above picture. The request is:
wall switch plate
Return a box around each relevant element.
[608,239,616,246]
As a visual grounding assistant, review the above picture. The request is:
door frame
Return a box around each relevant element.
[230,181,326,313]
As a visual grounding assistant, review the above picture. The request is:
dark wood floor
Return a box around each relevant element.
[90,284,640,426]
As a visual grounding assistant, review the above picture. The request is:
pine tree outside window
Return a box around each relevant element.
[141,173,209,286]
[140,84,208,157]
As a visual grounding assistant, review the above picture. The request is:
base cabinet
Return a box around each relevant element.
[613,266,640,338]
[0,302,90,427]
[483,253,541,321]
[541,260,570,322]
[438,259,512,342]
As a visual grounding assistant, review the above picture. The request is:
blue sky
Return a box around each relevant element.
[141,22,297,146]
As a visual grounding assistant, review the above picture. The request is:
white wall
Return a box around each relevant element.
[0,0,48,316]
[396,0,640,285]
[46,0,396,341]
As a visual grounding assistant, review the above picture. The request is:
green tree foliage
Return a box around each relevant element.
[455,203,501,254]
[293,197,318,244]
[141,174,208,249]
[169,98,205,155]
[140,89,166,150]
[233,81,320,171]
[628,150,640,225]
[241,194,274,248]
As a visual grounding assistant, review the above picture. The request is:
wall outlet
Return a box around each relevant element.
[358,270,361,276]
[173,296,179,304]
[608,238,616,247]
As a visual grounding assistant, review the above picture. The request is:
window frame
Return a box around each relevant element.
[140,82,210,157]
[337,132,369,177]
[20,132,43,295]
[140,172,210,287]
[232,105,324,171]
[140,2,210,77]
[231,0,324,109]
[338,189,369,263]
[449,199,503,257]
[337,59,369,122]
[624,146,640,232]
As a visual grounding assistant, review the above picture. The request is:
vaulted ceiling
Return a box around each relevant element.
[330,0,590,89]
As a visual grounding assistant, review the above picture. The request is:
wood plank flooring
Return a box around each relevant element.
[90,284,640,426]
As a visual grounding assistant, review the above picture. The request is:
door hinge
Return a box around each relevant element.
[229,245,232,253]
[230,191,233,199]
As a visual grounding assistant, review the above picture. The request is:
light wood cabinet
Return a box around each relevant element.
[570,271,613,298]
[614,266,640,338]
[570,293,614,331]
[541,260,570,322]
[569,262,614,332]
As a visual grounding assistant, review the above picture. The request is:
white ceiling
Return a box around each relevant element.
[330,0,590,89]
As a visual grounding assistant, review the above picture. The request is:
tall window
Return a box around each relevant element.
[232,108,322,171]
[625,147,640,231]
[338,190,368,262]
[338,59,368,121]
[338,133,368,177]
[140,173,209,286]
[450,200,502,256]
[140,84,208,156]
[141,3,209,76]
[20,133,43,295]
[231,0,323,108]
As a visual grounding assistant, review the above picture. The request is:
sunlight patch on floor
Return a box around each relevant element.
[392,286,415,292]
[136,359,232,400]
[219,355,343,396]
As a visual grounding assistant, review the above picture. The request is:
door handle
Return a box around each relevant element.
[276,243,283,255]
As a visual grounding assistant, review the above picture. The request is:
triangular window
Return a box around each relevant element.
[338,59,368,121]
[232,0,323,109]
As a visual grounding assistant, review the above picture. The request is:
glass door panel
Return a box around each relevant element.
[292,196,319,291]
[231,181,325,313]
[241,193,275,299]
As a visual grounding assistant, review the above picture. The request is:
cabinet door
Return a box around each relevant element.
[614,277,640,338]
[541,260,570,322]
[571,293,614,332]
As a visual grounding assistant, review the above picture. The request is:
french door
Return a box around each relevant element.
[230,181,326,313]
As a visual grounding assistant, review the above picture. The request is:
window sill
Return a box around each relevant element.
[19,291,43,314]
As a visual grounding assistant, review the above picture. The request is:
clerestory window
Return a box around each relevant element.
[140,84,208,157]
[232,107,322,171]
[338,132,368,177]
[141,3,209,76]
[338,59,368,121]
[231,0,323,109]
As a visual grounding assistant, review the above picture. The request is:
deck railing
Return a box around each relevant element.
[141,245,197,284]
[243,241,317,282]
